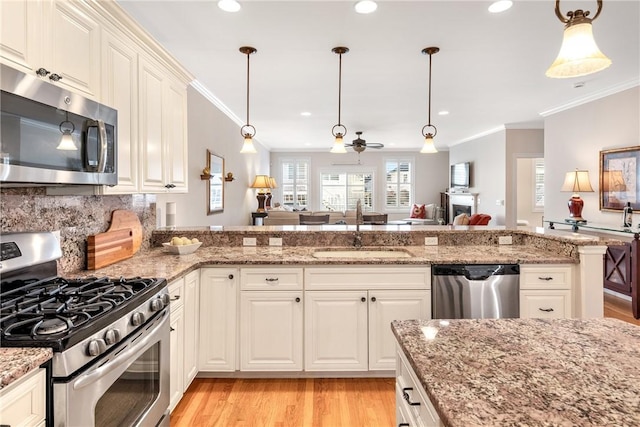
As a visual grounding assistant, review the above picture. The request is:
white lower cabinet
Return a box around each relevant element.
[519,264,573,319]
[168,277,185,412]
[0,368,46,427]
[183,270,200,388]
[396,345,444,427]
[199,268,238,372]
[304,267,430,372]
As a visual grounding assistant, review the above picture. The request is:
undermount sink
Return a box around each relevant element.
[312,248,413,259]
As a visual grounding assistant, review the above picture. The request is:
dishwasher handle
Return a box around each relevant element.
[433,264,519,281]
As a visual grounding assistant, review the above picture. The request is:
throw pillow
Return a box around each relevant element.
[453,213,470,225]
[425,203,436,219]
[410,204,426,219]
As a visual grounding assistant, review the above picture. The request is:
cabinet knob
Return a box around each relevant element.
[228,274,234,279]
[361,297,366,302]
[295,297,301,303]
[371,296,377,302]
[36,67,50,77]
[49,73,62,82]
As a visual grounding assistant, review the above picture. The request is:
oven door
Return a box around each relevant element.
[53,310,170,427]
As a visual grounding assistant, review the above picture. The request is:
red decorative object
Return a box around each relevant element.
[410,204,426,219]
[567,195,585,221]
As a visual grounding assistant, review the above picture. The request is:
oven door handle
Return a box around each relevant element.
[73,311,167,390]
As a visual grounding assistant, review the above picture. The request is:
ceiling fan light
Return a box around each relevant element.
[330,135,347,154]
[240,134,257,154]
[56,130,78,151]
[546,22,611,78]
[420,135,438,154]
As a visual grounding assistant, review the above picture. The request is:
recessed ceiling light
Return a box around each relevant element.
[488,1,512,13]
[218,0,241,13]
[438,110,450,116]
[354,1,377,14]
[300,112,312,117]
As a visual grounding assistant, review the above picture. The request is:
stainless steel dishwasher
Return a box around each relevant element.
[432,264,520,319]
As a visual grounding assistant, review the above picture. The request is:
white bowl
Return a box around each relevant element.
[162,241,202,255]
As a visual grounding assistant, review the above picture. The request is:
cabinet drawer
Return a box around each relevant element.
[0,368,46,427]
[305,266,430,290]
[168,277,185,309]
[240,268,303,291]
[520,265,572,290]
[396,347,442,426]
[520,290,571,318]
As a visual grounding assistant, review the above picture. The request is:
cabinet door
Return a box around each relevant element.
[304,290,368,371]
[43,0,100,98]
[0,368,46,427]
[199,268,237,372]
[240,291,303,371]
[101,27,138,194]
[520,290,571,319]
[163,79,188,191]
[169,305,184,412]
[369,290,430,370]
[0,0,42,73]
[183,270,200,388]
[138,55,165,192]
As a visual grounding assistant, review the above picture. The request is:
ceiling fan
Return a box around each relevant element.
[345,131,384,153]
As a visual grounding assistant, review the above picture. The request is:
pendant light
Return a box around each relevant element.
[57,111,77,151]
[239,46,258,154]
[420,47,439,154]
[330,47,349,154]
[546,0,611,78]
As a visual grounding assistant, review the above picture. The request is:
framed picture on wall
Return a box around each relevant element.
[600,146,640,211]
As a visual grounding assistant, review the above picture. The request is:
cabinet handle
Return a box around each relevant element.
[165,183,176,189]
[36,67,50,77]
[49,73,62,82]
[170,295,181,301]
[295,297,301,303]
[402,387,420,406]
[361,297,366,302]
[228,274,234,279]
[538,307,554,312]
[399,424,410,427]
[538,276,553,281]
[371,296,377,302]
[265,277,279,283]
[170,327,175,332]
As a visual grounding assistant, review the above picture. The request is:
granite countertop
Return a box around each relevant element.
[0,347,53,390]
[69,244,576,282]
[392,318,640,427]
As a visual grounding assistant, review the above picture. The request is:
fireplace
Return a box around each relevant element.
[448,193,478,223]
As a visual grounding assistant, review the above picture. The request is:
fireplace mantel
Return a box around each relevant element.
[447,192,478,223]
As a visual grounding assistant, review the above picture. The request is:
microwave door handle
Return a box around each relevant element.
[96,119,108,173]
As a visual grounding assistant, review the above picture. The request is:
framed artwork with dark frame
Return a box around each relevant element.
[600,146,640,211]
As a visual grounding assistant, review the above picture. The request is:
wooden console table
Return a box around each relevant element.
[545,220,640,319]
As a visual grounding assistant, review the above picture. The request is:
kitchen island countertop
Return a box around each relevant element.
[0,347,52,389]
[392,317,640,427]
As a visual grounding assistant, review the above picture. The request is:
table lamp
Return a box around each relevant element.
[251,175,271,212]
[561,169,594,223]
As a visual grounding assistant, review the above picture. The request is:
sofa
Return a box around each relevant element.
[263,210,373,225]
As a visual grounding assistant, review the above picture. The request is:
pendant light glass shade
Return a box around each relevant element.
[330,134,347,154]
[546,1,611,78]
[420,134,437,154]
[239,46,258,153]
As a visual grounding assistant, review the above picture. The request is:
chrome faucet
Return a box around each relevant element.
[354,199,363,248]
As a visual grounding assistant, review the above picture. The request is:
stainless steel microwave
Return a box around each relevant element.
[0,64,117,186]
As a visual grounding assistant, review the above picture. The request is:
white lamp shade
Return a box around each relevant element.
[561,170,594,193]
[420,135,438,154]
[240,135,257,154]
[546,22,611,78]
[330,135,347,154]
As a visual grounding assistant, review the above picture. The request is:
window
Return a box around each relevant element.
[281,158,309,209]
[385,159,413,210]
[534,158,544,211]
[320,170,374,211]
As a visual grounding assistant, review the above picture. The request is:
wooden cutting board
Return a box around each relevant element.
[87,228,134,270]
[106,210,143,254]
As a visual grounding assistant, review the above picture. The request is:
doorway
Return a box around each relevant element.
[515,157,544,227]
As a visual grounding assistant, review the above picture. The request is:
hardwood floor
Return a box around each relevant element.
[171,294,639,427]
[170,377,396,427]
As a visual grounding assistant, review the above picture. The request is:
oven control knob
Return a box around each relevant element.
[131,311,146,327]
[87,339,107,357]
[150,298,165,312]
[104,329,121,345]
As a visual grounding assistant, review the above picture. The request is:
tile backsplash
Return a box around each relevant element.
[1,187,156,273]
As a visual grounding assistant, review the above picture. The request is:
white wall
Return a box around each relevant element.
[506,129,544,227]
[269,150,449,221]
[544,86,640,225]
[156,86,270,226]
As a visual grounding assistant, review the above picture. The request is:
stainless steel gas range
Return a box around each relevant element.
[0,232,171,427]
